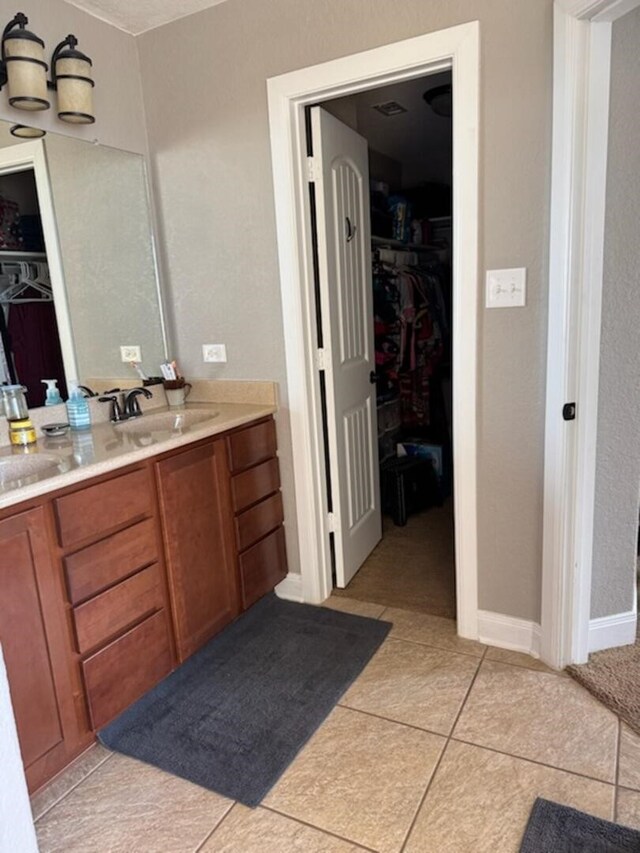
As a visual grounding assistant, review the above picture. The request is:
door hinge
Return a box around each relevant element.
[307,156,317,182]
[327,511,337,533]
[317,347,326,370]
[563,402,576,421]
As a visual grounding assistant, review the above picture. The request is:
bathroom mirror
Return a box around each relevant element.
[0,123,168,407]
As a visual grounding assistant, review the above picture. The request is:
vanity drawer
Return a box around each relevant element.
[64,518,158,604]
[81,609,172,730]
[54,468,153,549]
[227,419,276,473]
[238,526,287,610]
[231,457,280,514]
[73,564,163,655]
[235,491,284,552]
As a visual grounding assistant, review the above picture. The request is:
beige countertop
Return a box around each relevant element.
[0,401,276,510]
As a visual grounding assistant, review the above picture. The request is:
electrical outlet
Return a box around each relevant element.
[202,344,227,363]
[120,345,142,363]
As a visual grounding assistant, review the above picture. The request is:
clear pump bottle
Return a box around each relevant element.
[1,385,37,446]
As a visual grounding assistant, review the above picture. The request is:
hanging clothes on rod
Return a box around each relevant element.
[0,258,52,304]
[0,255,65,406]
[373,238,452,463]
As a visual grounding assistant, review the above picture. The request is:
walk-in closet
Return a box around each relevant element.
[321,70,455,618]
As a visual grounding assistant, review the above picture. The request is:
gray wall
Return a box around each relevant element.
[138,0,553,620]
[591,6,640,620]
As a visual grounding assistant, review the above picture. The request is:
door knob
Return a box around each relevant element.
[369,371,377,384]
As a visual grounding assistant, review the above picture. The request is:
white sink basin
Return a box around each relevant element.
[0,453,66,488]
[115,409,218,436]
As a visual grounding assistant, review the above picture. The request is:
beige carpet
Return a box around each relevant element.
[333,501,456,618]
[568,629,640,736]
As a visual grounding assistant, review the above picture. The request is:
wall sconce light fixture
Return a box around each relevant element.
[0,13,49,112]
[0,13,95,125]
[10,123,45,138]
[50,34,94,124]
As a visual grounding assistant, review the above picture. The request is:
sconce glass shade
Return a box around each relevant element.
[54,42,94,124]
[4,22,49,111]
[10,123,45,138]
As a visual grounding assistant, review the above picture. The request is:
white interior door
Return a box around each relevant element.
[310,106,382,587]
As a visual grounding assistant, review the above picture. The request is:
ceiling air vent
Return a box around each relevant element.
[372,101,407,117]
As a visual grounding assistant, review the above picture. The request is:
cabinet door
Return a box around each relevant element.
[0,508,81,790]
[156,439,239,661]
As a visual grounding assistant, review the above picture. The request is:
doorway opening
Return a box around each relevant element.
[313,71,455,619]
[267,22,479,639]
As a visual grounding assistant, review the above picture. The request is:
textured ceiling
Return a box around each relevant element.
[61,0,232,35]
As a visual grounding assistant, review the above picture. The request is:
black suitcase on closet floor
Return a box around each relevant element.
[380,456,443,526]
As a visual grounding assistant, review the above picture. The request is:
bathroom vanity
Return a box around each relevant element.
[0,405,287,794]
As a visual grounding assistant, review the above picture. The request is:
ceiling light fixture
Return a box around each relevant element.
[423,84,452,118]
[10,123,45,138]
[0,13,95,125]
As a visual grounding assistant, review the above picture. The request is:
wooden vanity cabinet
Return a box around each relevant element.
[228,419,288,609]
[0,413,287,793]
[0,507,86,793]
[155,439,239,663]
[55,465,175,732]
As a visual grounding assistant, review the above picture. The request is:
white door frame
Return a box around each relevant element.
[541,0,640,668]
[267,23,480,638]
[0,140,78,383]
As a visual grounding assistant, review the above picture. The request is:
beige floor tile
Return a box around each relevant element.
[36,753,232,853]
[31,744,112,821]
[453,660,618,782]
[382,607,485,657]
[202,804,365,852]
[616,788,640,830]
[619,724,640,791]
[405,740,614,853]
[341,638,478,734]
[264,705,445,853]
[322,596,386,619]
[485,646,567,675]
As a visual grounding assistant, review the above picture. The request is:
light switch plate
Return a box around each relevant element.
[202,343,227,363]
[120,345,141,362]
[486,268,527,308]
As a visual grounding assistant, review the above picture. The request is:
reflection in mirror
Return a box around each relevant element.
[0,168,66,406]
[0,124,168,410]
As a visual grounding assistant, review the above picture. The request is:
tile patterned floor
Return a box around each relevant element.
[32,597,640,853]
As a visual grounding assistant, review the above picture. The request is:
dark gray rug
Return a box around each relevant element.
[99,594,390,806]
[520,798,640,852]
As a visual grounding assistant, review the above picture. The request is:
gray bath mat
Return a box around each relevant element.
[520,798,640,852]
[99,593,390,806]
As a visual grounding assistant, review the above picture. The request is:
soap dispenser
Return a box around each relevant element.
[66,381,92,430]
[42,379,63,406]
[1,385,37,446]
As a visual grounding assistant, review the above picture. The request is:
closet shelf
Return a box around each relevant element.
[0,250,46,261]
[371,235,440,252]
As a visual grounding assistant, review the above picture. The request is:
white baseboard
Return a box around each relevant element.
[275,572,304,602]
[477,610,541,657]
[588,610,636,653]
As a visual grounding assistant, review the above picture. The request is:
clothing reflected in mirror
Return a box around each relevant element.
[0,168,67,408]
